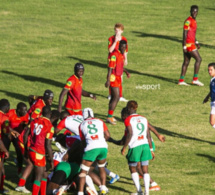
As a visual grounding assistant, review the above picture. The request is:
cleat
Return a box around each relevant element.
[109,174,120,184]
[119,97,128,102]
[86,187,97,195]
[191,80,204,86]
[100,190,108,195]
[0,189,9,194]
[15,186,31,193]
[178,81,189,86]
[112,117,117,122]
[149,185,161,191]
[106,117,116,125]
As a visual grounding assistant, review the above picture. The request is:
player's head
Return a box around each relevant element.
[60,110,70,120]
[74,63,84,78]
[0,99,10,113]
[208,63,215,77]
[42,105,52,119]
[126,100,138,114]
[190,5,198,19]
[114,23,124,35]
[82,108,94,120]
[51,110,60,126]
[16,102,27,117]
[55,134,67,148]
[119,40,127,54]
[121,107,129,121]
[43,89,54,106]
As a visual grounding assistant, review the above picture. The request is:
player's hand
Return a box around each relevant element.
[4,151,9,159]
[115,32,121,42]
[126,72,130,78]
[11,130,20,138]
[105,81,110,88]
[90,94,96,100]
[124,59,128,66]
[183,48,187,53]
[203,97,209,104]
[121,147,126,155]
[196,43,200,50]
[151,151,155,160]
[158,134,165,142]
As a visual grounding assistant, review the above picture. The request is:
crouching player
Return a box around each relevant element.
[120,101,155,195]
[78,108,110,195]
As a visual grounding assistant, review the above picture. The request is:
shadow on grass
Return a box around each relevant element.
[1,70,64,88]
[132,31,215,50]
[107,184,133,193]
[67,56,178,84]
[196,153,215,163]
[155,126,215,145]
[0,89,28,102]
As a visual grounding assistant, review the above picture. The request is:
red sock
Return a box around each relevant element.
[18,177,26,187]
[32,180,40,195]
[119,85,123,98]
[40,179,47,195]
[0,175,5,190]
[108,110,114,118]
[193,77,198,81]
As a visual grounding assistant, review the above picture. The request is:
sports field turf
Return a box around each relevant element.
[1,0,215,194]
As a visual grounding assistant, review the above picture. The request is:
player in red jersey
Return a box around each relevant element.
[58,63,96,115]
[178,5,203,86]
[0,99,10,194]
[28,89,54,120]
[105,40,130,125]
[4,102,29,174]
[15,106,58,195]
[108,23,129,102]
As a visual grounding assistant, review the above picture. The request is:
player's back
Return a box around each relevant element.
[65,115,83,135]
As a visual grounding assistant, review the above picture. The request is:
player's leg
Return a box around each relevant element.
[32,166,45,195]
[0,157,7,194]
[12,138,23,174]
[190,50,203,86]
[210,114,215,128]
[129,163,142,194]
[107,87,120,125]
[141,162,150,195]
[178,52,191,85]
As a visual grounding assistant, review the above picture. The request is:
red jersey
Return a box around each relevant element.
[184,16,197,43]
[64,75,83,112]
[108,35,128,59]
[6,109,29,133]
[29,117,54,155]
[108,50,125,76]
[28,98,46,120]
[0,111,9,139]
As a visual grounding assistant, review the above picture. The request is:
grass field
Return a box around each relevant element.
[1,0,215,194]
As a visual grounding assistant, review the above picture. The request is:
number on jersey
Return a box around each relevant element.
[137,122,145,140]
[33,123,43,135]
[87,123,99,140]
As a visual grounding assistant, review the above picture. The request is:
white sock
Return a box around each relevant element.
[105,168,116,178]
[77,192,84,195]
[213,124,215,129]
[150,181,158,187]
[144,173,150,193]
[86,175,98,195]
[131,172,142,192]
[99,185,108,192]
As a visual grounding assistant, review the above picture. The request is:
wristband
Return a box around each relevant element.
[183,46,187,49]
[150,148,153,152]
[90,94,93,98]
[195,41,199,44]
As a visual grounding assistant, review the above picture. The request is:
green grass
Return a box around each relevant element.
[1,0,215,194]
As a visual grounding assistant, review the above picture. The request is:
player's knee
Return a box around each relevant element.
[80,164,90,172]
[79,172,87,178]
[97,162,106,168]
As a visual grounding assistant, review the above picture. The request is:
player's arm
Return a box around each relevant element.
[123,68,130,78]
[105,68,112,88]
[108,135,126,146]
[0,139,9,159]
[147,127,155,160]
[45,138,54,170]
[121,126,132,155]
[148,123,165,142]
[104,129,110,141]
[183,29,188,53]
[58,88,69,113]
[124,52,128,66]
[82,90,96,100]
[203,92,211,104]
[9,127,20,138]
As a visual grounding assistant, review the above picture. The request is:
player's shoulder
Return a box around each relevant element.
[121,36,127,41]
[108,35,115,40]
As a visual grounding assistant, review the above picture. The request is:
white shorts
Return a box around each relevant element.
[211,102,215,115]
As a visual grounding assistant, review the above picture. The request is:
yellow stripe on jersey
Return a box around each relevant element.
[184,20,190,26]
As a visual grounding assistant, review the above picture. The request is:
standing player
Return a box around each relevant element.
[78,108,110,195]
[28,89,54,120]
[108,23,128,102]
[178,5,203,86]
[15,106,54,195]
[58,63,96,115]
[105,40,130,125]
[0,99,10,194]
[121,101,154,195]
[203,63,215,128]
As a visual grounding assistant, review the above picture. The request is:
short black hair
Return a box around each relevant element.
[121,107,129,117]
[119,40,127,45]
[0,99,10,110]
[60,110,69,120]
[208,63,215,69]
[43,89,54,100]
[51,110,60,120]
[191,5,198,11]
[17,102,27,110]
[74,63,84,73]
[42,105,51,117]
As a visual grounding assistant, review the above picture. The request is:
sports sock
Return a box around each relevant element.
[131,172,142,192]
[179,76,185,82]
[105,168,116,178]
[144,173,150,194]
[119,85,123,98]
[77,192,84,195]
[212,124,215,129]
[193,74,198,81]
[86,175,98,195]
[108,110,114,118]
[40,178,47,195]
[32,180,40,195]
[18,177,26,187]
[0,175,5,190]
